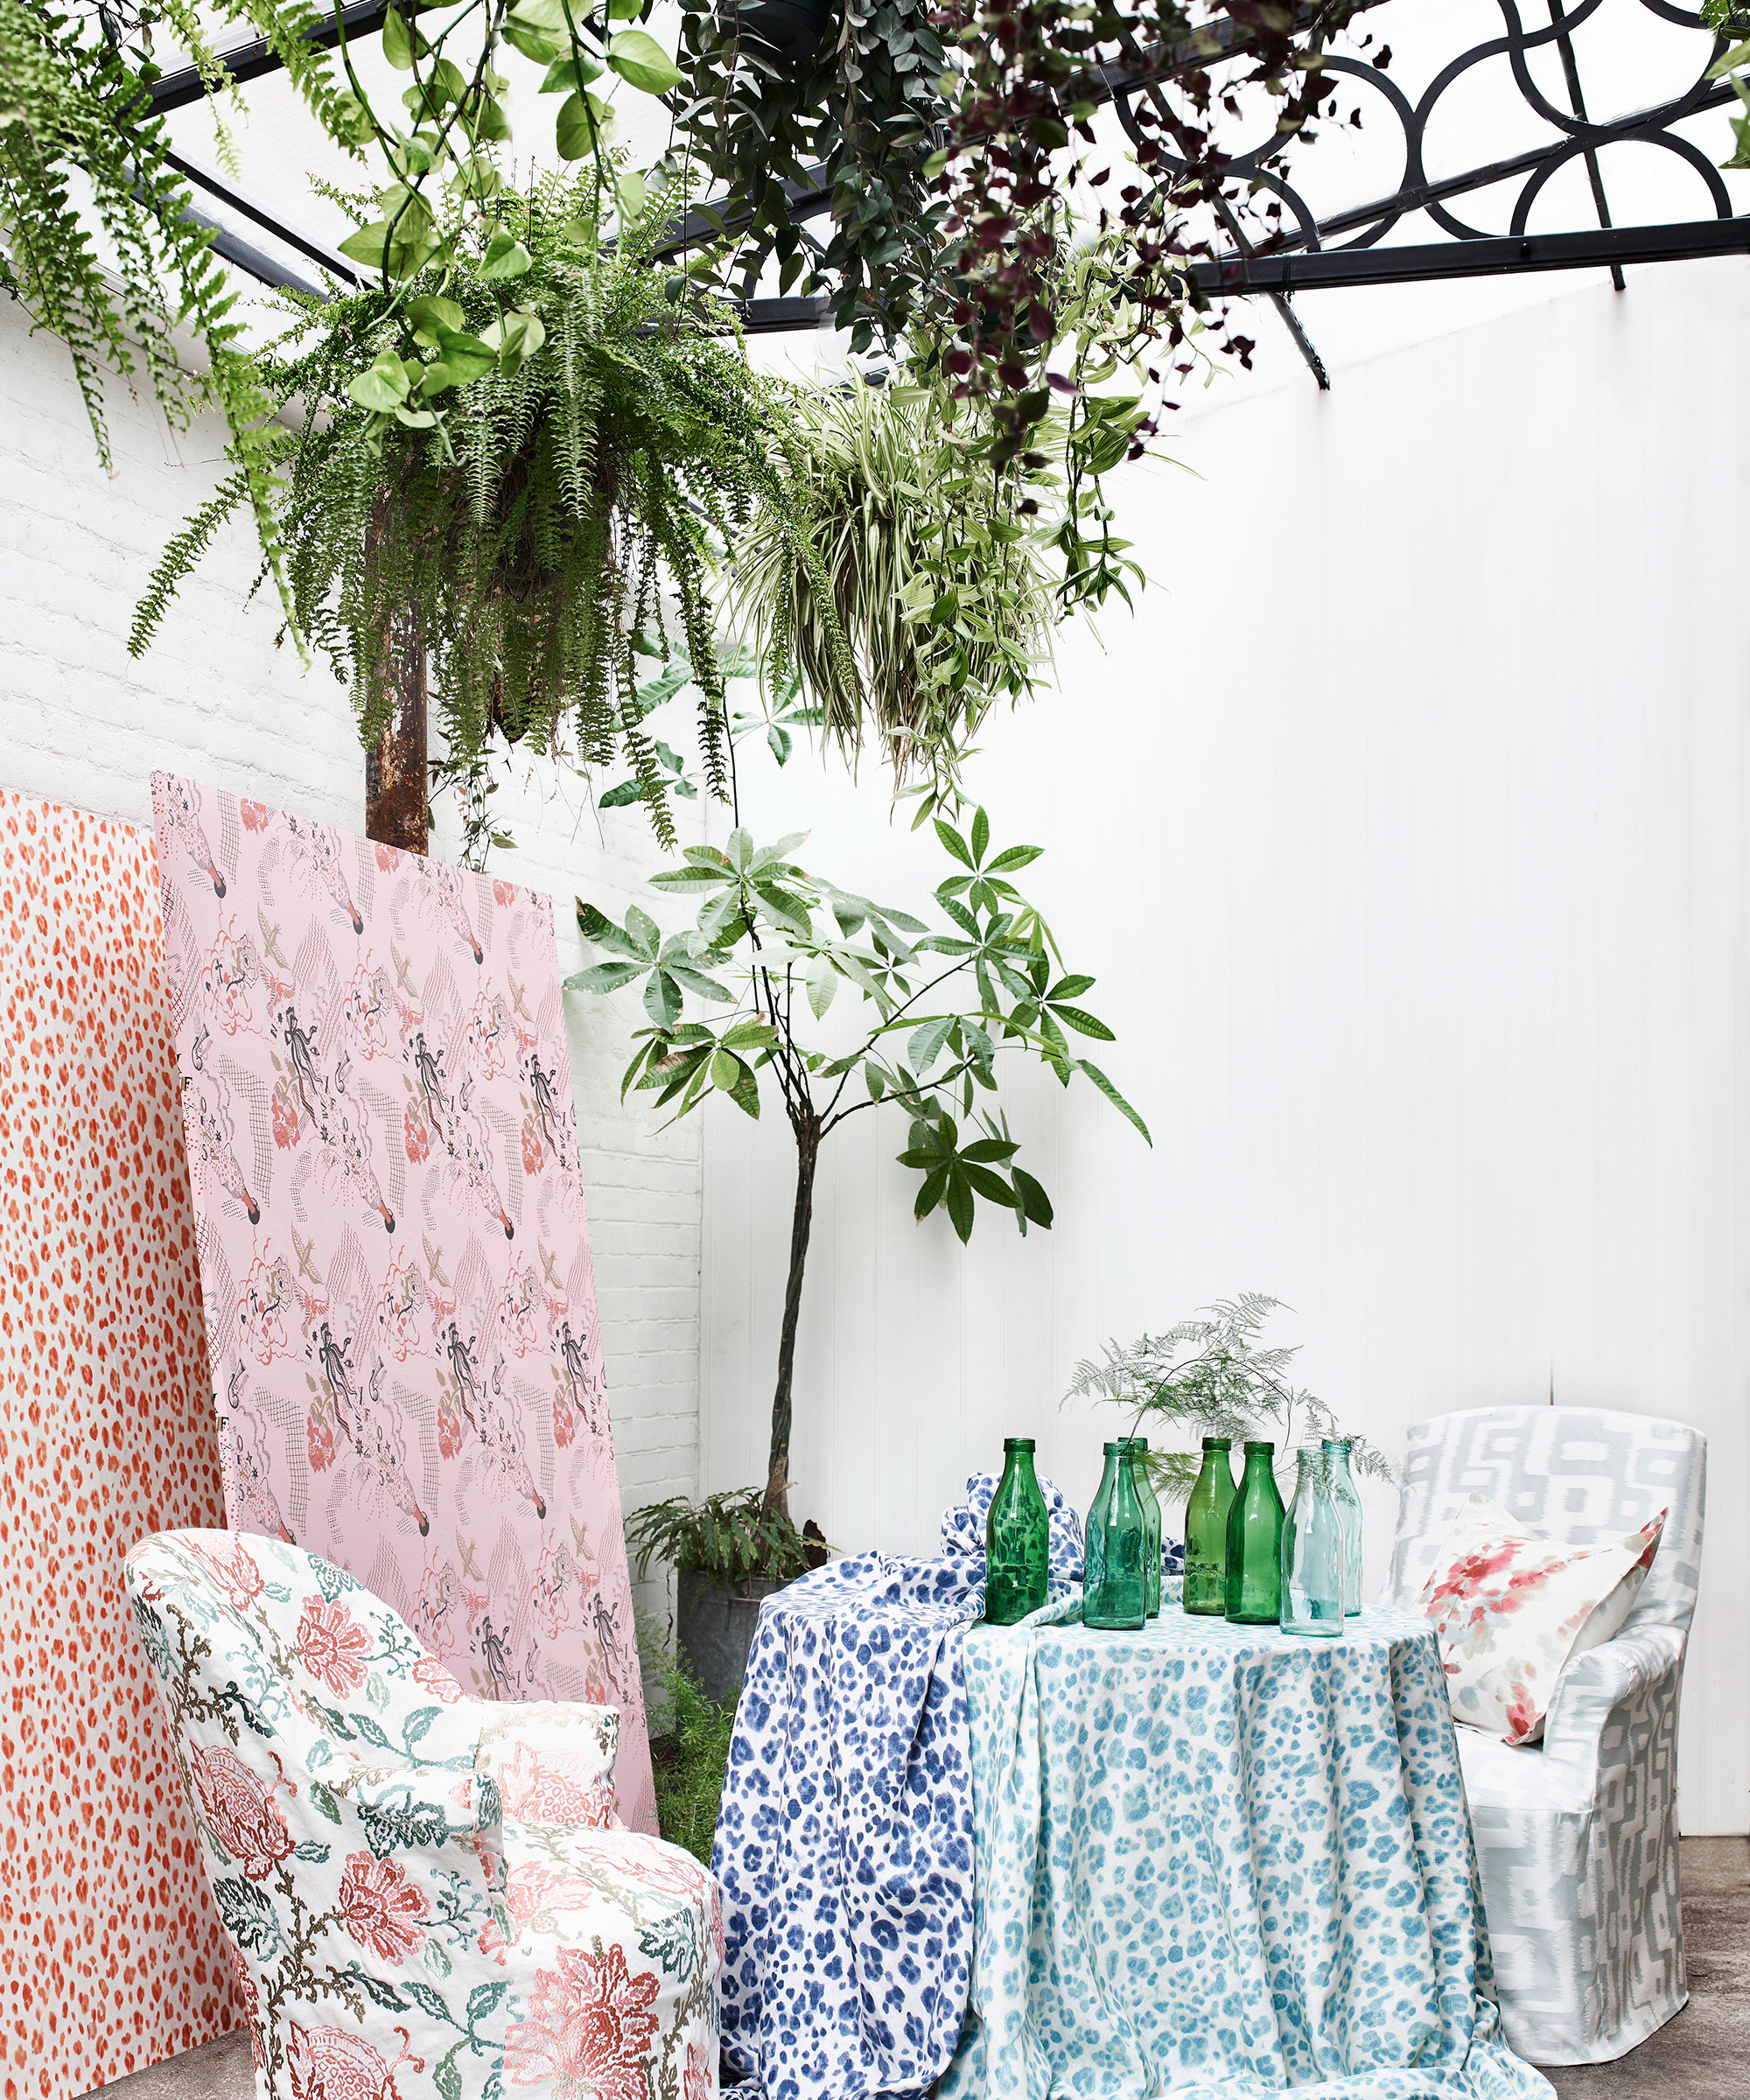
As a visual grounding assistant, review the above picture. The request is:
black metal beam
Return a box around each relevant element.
[1189,213,1750,294]
[166,149,360,286]
[148,3,391,113]
[182,206,330,298]
[735,295,826,332]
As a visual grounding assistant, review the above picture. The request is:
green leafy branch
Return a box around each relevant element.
[569,804,1147,1239]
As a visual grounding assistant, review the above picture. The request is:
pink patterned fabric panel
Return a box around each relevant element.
[149,775,654,1831]
[1419,1492,1664,1746]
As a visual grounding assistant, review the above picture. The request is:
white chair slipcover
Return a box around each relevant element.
[1384,1406,1706,2066]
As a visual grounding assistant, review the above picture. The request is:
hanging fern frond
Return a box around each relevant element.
[136,166,835,844]
[1,2,298,629]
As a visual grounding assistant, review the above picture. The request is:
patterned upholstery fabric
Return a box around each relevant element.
[125,1528,720,2099]
[1384,1407,1706,2066]
[714,1474,1092,2100]
[940,1600,1553,2100]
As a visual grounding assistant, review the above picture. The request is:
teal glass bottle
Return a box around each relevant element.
[1123,1437,1163,1619]
[1281,1446,1344,1636]
[1083,1442,1147,1630]
[1223,1439,1284,1625]
[1321,1437,1364,1617]
[1182,1436,1236,1615]
[984,1437,1050,1625]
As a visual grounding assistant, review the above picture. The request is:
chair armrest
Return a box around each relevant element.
[1541,1623,1684,1774]
[315,1744,505,1852]
[466,1698,621,1831]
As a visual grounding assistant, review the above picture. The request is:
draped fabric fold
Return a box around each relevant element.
[713,1477,1084,2100]
[940,1606,1556,2100]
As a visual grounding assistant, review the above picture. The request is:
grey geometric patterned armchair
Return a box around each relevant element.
[1384,1405,1707,2066]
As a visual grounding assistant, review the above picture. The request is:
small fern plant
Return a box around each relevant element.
[1067,1294,1396,1502]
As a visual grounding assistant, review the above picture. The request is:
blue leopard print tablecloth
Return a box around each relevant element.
[940,1603,1556,2100]
[713,1474,1096,2100]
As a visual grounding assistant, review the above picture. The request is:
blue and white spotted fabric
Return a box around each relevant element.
[713,1475,1087,2100]
[941,1602,1556,2100]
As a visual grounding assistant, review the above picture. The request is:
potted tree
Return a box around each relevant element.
[570,797,1150,1685]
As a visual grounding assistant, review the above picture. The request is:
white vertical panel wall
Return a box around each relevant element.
[700,258,1750,1835]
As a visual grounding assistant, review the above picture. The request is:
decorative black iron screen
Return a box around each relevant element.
[1166,0,1749,294]
[153,0,1750,361]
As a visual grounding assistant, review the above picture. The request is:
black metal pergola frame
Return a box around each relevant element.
[150,0,1750,382]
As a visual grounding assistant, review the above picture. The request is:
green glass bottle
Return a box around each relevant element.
[984,1437,1050,1625]
[1280,1446,1344,1637]
[1182,1436,1237,1615]
[1122,1437,1163,1619]
[1223,1438,1285,1625]
[1321,1437,1364,1617]
[1084,1442,1147,1630]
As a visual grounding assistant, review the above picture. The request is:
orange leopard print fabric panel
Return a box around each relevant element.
[0,790,241,2099]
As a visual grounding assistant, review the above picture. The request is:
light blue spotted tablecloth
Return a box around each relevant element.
[941,1599,1555,2100]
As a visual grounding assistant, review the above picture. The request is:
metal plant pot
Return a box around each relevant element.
[676,1569,789,1706]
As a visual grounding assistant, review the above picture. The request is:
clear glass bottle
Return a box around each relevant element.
[1083,1442,1147,1631]
[1281,1446,1345,1636]
[1321,1436,1363,1618]
[1223,1438,1284,1625]
[1123,1436,1163,1619]
[1182,1436,1236,1616]
[984,1437,1050,1625]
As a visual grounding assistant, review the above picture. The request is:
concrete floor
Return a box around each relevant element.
[91,1838,1749,2099]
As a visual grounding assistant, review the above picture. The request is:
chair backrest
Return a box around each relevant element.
[127,1528,472,1768]
[1384,1406,1706,1640]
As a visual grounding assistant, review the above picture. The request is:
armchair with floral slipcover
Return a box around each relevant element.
[1384,1406,1706,2068]
[125,1528,721,2099]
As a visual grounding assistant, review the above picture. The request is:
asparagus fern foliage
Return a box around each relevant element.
[1068,1293,1396,1501]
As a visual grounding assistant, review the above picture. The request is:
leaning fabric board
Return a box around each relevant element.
[0,788,242,2097]
[150,775,655,1830]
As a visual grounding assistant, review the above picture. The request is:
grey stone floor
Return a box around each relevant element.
[91,1838,1749,2099]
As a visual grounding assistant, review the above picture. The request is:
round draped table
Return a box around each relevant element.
[940,1594,1554,2100]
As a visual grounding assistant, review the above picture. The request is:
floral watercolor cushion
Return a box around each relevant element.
[478,1701,621,1832]
[1420,1494,1665,1744]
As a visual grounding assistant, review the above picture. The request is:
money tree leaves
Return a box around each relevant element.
[568,819,1144,1250]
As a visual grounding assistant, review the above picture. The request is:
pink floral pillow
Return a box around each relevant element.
[1419,1494,1665,1745]
[476,1703,621,1831]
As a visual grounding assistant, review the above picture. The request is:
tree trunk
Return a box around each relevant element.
[363,497,430,856]
[365,614,430,856]
[765,1112,820,1522]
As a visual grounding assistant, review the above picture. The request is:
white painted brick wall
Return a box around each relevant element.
[0,297,703,1606]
